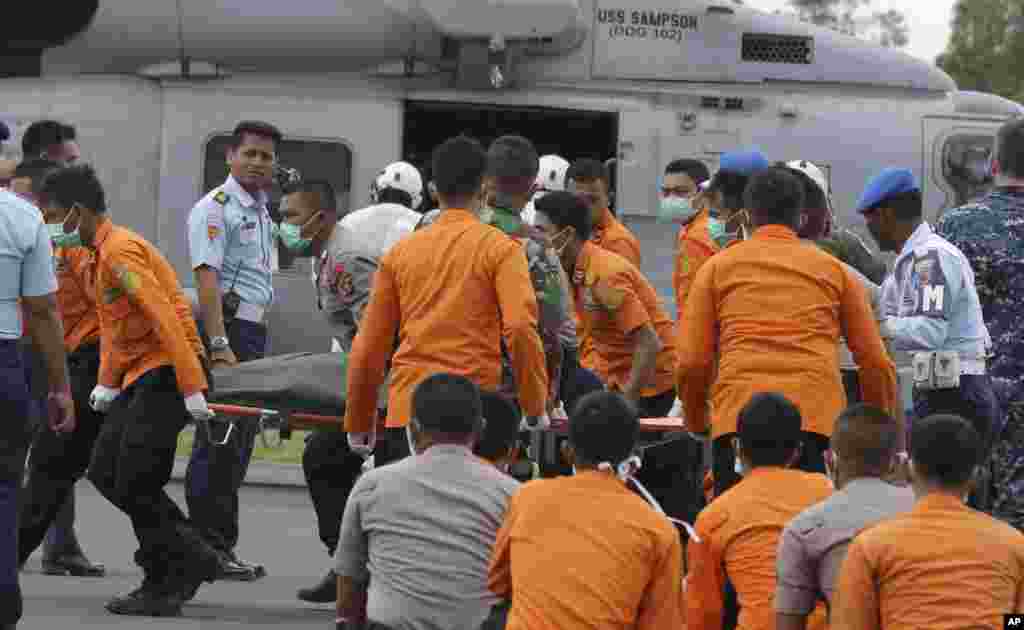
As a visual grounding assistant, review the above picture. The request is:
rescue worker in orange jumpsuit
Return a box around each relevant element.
[532,190,703,522]
[15,158,107,577]
[565,158,642,386]
[38,164,222,617]
[344,136,548,467]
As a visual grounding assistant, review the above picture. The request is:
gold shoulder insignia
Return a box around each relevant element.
[213,190,229,205]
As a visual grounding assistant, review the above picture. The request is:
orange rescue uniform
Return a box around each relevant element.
[673,208,721,323]
[578,208,642,374]
[832,493,1024,630]
[686,467,833,630]
[488,470,684,630]
[54,246,100,352]
[345,209,548,433]
[93,220,207,396]
[676,225,898,439]
[572,241,675,397]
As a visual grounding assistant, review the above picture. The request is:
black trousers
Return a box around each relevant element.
[88,366,220,585]
[712,431,830,498]
[631,389,705,523]
[19,343,105,565]
[185,318,266,553]
[302,430,364,556]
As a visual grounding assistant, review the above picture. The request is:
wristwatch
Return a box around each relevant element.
[209,336,230,352]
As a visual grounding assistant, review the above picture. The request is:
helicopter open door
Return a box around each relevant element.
[922,116,1000,222]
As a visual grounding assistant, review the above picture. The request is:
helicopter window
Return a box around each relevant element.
[202,135,352,271]
[940,133,994,208]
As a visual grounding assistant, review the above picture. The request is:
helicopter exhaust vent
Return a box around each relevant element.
[741,33,813,65]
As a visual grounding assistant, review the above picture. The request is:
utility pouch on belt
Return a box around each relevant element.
[913,351,961,391]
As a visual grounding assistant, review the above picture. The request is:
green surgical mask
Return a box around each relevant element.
[279,221,313,253]
[658,196,700,224]
[47,210,83,249]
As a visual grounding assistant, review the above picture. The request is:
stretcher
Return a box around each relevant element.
[199,351,689,456]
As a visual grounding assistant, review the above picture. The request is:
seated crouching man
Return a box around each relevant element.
[334,373,520,630]
[488,391,685,629]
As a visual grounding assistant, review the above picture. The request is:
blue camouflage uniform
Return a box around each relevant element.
[937,187,1024,530]
[184,174,275,562]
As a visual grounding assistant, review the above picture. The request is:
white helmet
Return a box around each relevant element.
[371,161,423,210]
[785,159,831,209]
[534,155,570,193]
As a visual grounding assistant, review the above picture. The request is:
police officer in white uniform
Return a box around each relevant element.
[185,120,283,581]
[292,162,423,604]
[857,168,999,508]
[0,187,75,630]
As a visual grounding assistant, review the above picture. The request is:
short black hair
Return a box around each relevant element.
[708,170,750,213]
[22,120,76,157]
[431,136,488,200]
[284,179,337,213]
[566,158,609,187]
[13,158,60,186]
[665,158,711,186]
[832,404,900,476]
[996,117,1024,179]
[744,166,805,228]
[377,187,413,208]
[474,392,521,461]
[229,120,282,150]
[412,373,483,437]
[910,414,982,489]
[569,391,639,466]
[488,135,539,195]
[868,190,923,222]
[533,190,593,241]
[736,392,803,467]
[38,164,107,214]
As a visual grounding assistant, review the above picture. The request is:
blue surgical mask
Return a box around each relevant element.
[278,221,312,253]
[47,210,83,249]
[657,196,699,224]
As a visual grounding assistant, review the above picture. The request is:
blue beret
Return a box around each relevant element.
[718,149,769,176]
[856,168,920,214]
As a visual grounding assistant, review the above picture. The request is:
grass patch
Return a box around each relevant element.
[176,426,309,465]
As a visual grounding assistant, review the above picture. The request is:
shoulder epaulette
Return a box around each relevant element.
[213,190,229,205]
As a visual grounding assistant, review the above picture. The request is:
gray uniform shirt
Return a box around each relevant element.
[775,477,915,614]
[335,444,520,630]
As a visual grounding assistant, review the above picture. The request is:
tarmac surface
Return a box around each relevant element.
[18,470,336,629]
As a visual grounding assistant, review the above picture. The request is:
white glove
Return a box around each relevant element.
[669,397,684,418]
[184,392,215,422]
[520,414,551,432]
[89,385,120,413]
[348,431,376,458]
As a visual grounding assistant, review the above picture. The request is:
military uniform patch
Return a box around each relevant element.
[207,225,221,241]
[213,190,229,205]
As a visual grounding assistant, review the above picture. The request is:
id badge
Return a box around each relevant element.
[932,350,961,390]
[913,352,934,390]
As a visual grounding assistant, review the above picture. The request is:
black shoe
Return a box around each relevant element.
[297,570,337,603]
[41,551,106,577]
[105,580,183,617]
[215,550,265,582]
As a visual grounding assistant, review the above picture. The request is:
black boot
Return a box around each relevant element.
[297,570,337,603]
[105,577,183,617]
[41,550,106,577]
